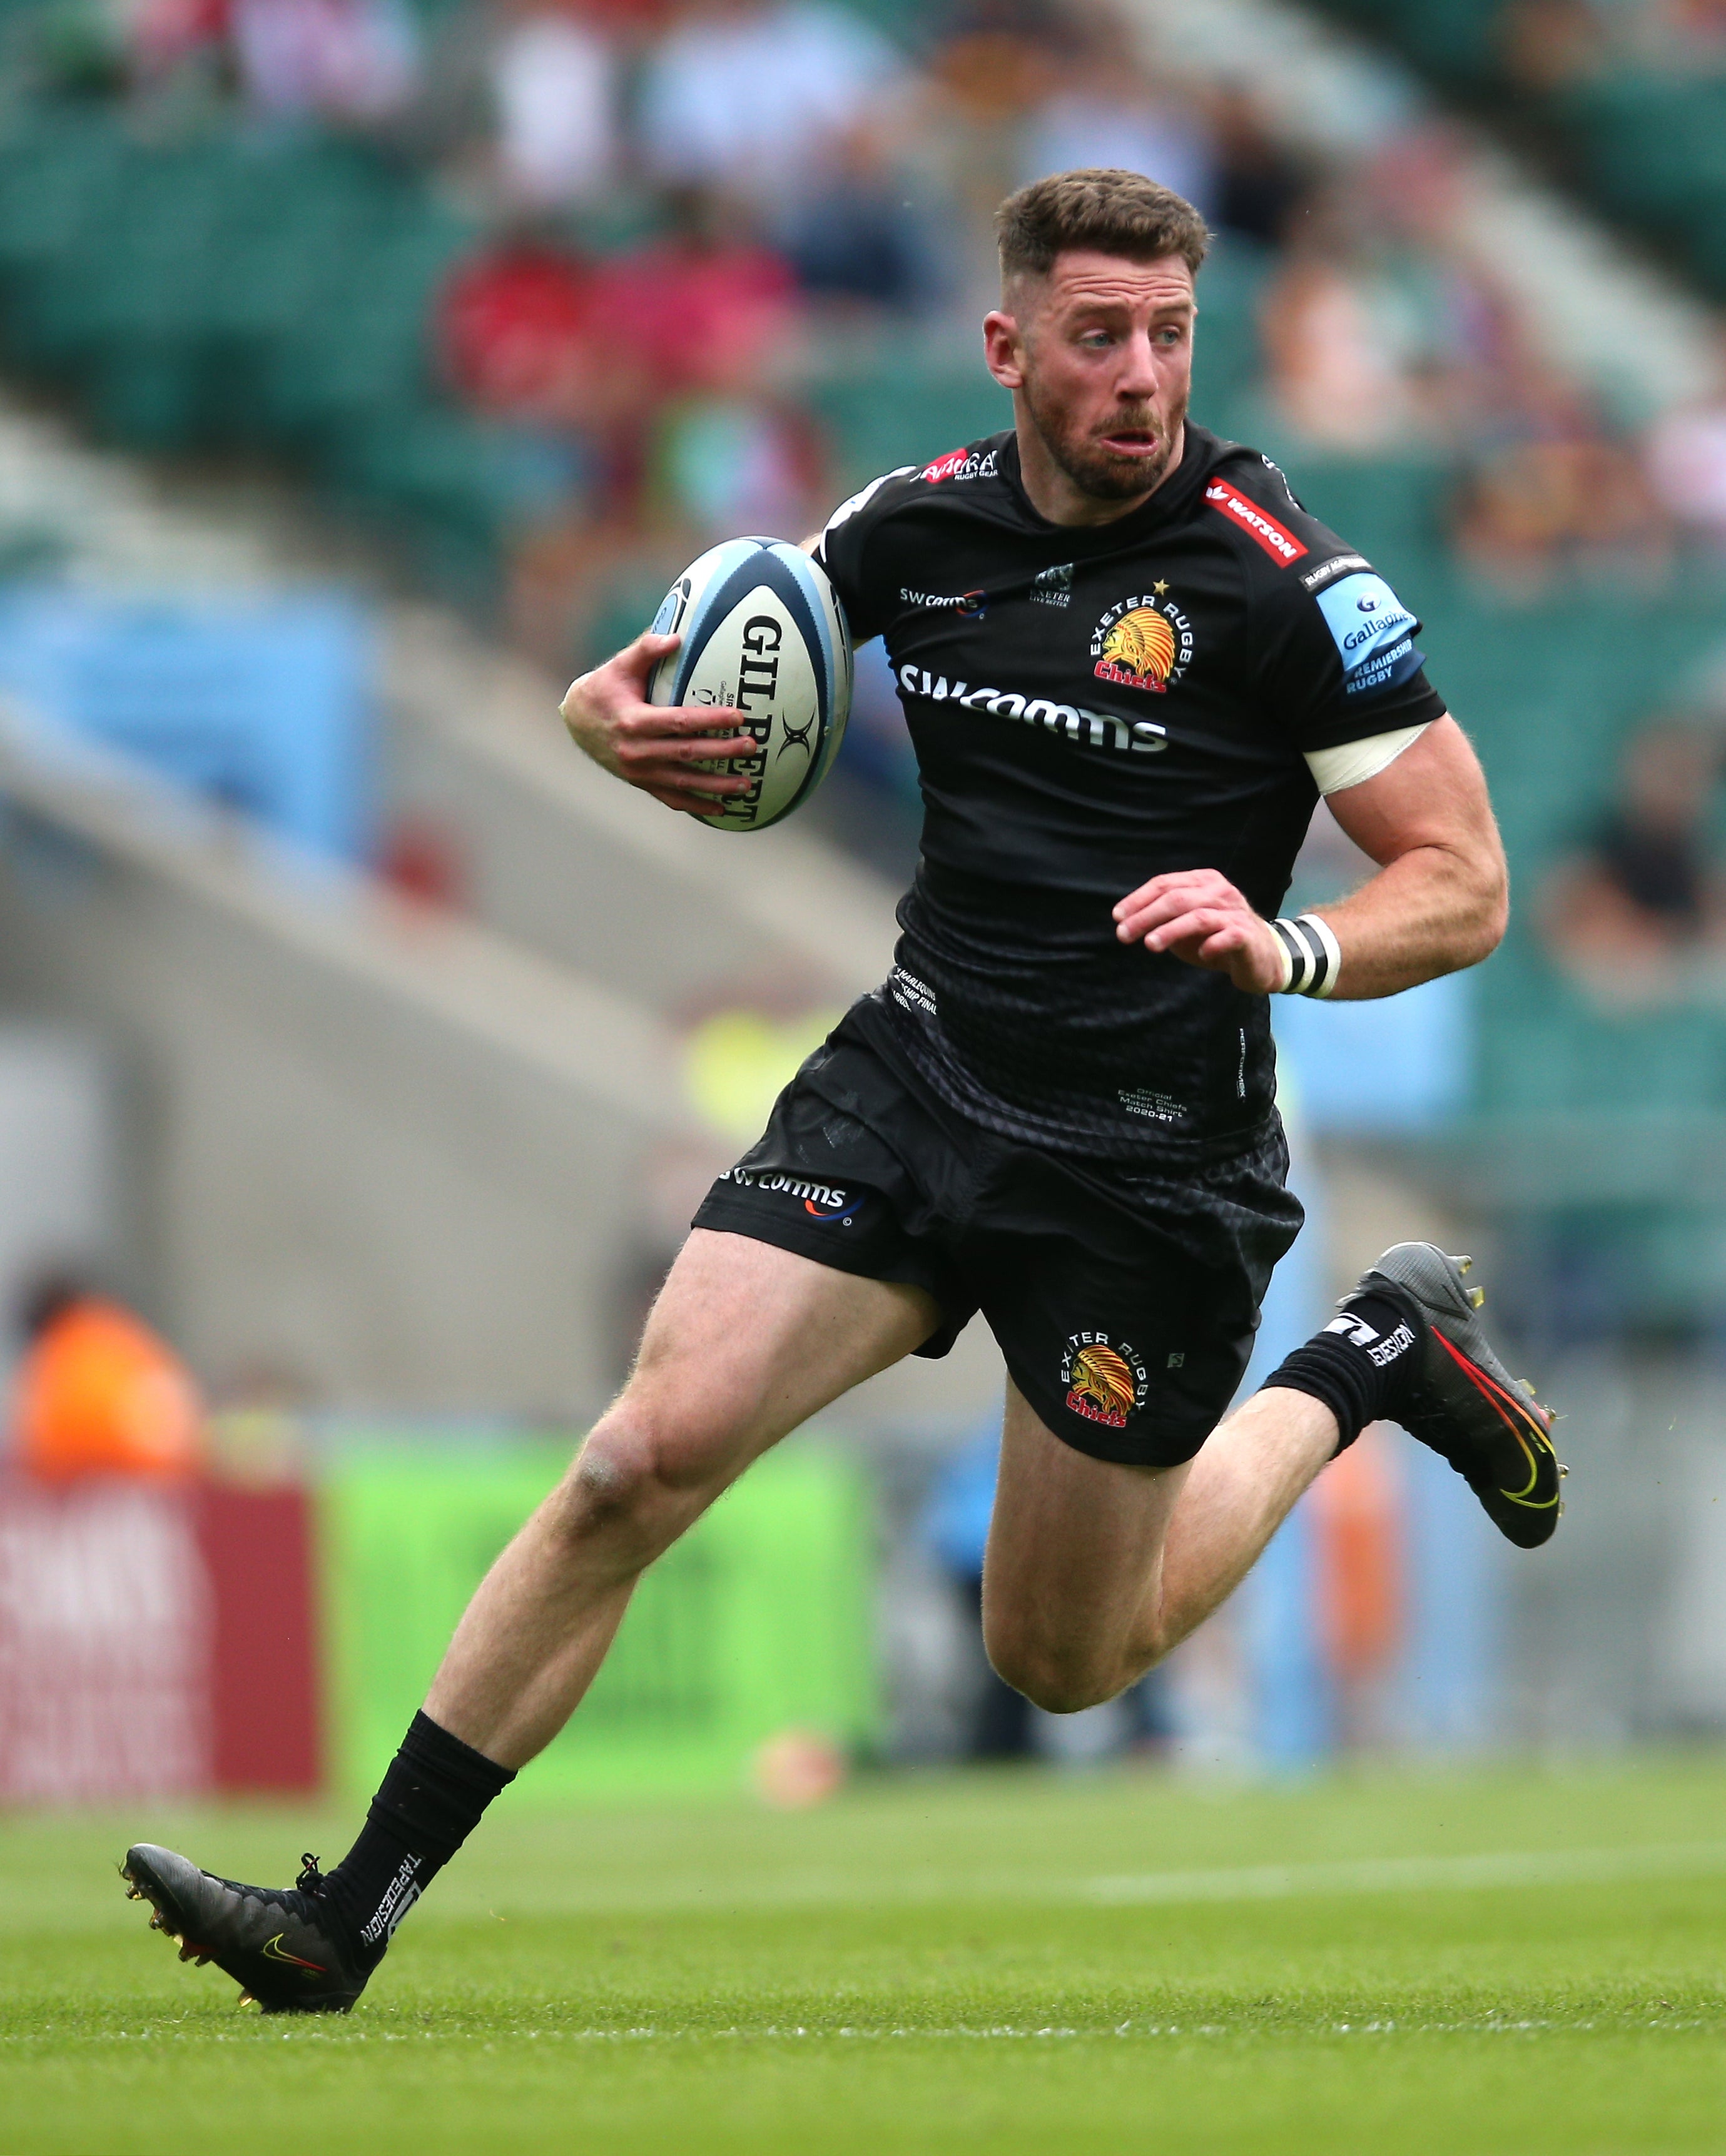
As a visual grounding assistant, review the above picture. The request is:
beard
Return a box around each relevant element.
[1021,375,1187,504]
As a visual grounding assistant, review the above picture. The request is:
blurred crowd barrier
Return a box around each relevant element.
[0,1475,320,1801]
[0,1427,873,1804]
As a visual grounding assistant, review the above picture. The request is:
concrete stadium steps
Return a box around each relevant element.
[383,604,900,1014]
[0,709,694,1413]
[0,709,1002,1426]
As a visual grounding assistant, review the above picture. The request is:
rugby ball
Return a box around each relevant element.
[646,537,852,833]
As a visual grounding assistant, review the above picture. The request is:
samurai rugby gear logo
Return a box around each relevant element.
[1060,1332,1150,1429]
[921,445,999,484]
[1090,588,1195,694]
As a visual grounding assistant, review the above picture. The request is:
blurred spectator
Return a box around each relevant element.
[1453,370,1671,589]
[231,0,421,122]
[1308,1429,1403,1749]
[11,1276,203,1482]
[1500,0,1726,79]
[781,118,938,311]
[1646,352,1726,549]
[488,1,621,210]
[1539,720,1726,1000]
[439,186,796,467]
[1259,198,1429,452]
[918,0,1064,292]
[440,233,600,424]
[128,0,233,95]
[637,0,905,208]
[1017,16,1216,215]
[1211,83,1307,248]
[584,188,800,400]
[1498,0,1605,88]
[647,390,826,537]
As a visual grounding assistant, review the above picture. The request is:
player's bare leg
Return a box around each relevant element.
[121,1232,938,2012]
[981,1379,1336,1713]
[425,1229,938,1764]
[983,1240,1560,1714]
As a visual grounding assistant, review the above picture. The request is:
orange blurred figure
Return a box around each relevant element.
[1310,1424,1403,1715]
[11,1280,203,1482]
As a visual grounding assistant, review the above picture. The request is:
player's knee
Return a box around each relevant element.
[551,1407,717,1561]
[984,1628,1119,1716]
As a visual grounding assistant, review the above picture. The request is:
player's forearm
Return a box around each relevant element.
[1316,839,1507,1000]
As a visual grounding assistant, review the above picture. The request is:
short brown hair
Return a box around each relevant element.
[995,168,1210,283]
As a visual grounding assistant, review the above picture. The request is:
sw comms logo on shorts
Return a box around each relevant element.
[718,1165,862,1225]
[1090,587,1195,695]
[1060,1331,1150,1429]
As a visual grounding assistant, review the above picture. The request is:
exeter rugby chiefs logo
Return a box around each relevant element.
[1090,587,1194,694]
[1060,1332,1150,1429]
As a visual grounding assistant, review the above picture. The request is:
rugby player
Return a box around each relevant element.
[123,170,1561,2012]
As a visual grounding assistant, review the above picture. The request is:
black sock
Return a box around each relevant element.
[1259,1289,1421,1455]
[318,1712,515,1968]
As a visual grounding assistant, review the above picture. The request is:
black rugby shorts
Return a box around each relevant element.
[690,1003,1304,1468]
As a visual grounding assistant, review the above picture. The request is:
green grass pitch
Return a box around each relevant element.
[6,1756,1726,2155]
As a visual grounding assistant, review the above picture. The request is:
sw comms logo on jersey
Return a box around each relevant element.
[893,664,1168,754]
[1090,589,1196,694]
[900,585,988,617]
[1060,1331,1150,1429]
[717,1165,863,1225]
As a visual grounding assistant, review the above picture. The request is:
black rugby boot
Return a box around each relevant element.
[121,1845,368,2013]
[1358,1242,1564,1548]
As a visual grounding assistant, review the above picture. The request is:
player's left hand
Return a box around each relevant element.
[1113,868,1286,993]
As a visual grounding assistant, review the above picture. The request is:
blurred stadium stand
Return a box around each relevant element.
[1313,0,1726,302]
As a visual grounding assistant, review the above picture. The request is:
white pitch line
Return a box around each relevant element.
[1085,1843,1726,1905]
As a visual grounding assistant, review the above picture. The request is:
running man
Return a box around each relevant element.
[123,170,1561,2012]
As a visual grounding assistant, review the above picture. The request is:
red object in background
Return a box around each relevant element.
[0,1477,322,1803]
[586,240,796,397]
[195,1484,322,1794]
[379,812,466,910]
[439,242,595,418]
[437,230,798,427]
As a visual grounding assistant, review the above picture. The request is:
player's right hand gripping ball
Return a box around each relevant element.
[647,538,853,833]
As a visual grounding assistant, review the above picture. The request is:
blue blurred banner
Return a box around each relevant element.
[0,589,373,862]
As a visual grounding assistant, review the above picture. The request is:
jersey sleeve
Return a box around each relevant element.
[1221,458,1445,751]
[1254,548,1446,751]
[812,465,916,645]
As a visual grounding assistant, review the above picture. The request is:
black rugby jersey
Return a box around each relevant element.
[813,423,1446,1161]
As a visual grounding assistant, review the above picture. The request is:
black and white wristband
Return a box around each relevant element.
[1269,913,1342,998]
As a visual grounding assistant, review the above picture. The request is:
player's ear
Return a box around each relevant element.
[983,309,1028,392]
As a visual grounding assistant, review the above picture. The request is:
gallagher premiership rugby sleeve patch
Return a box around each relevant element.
[1312,571,1426,699]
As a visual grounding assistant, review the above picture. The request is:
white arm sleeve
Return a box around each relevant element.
[1302,723,1430,797]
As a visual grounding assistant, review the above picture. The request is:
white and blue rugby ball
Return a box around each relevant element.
[646,537,852,833]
